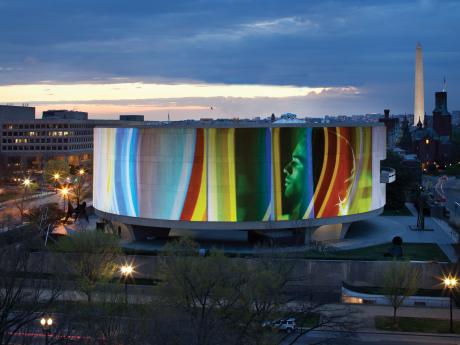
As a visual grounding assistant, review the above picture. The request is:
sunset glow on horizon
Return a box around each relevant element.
[0,82,352,103]
[0,82,360,119]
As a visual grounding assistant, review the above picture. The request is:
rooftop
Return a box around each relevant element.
[95,119,384,129]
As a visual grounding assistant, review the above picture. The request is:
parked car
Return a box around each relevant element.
[262,318,296,333]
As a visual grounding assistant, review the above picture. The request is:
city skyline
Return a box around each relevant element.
[0,0,459,120]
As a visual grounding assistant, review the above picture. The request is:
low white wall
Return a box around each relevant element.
[341,286,450,308]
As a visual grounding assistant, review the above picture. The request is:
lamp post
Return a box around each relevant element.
[53,173,60,193]
[23,178,31,188]
[416,185,425,230]
[59,186,69,213]
[120,264,134,304]
[443,276,457,333]
[19,178,31,223]
[22,178,31,200]
[40,317,53,345]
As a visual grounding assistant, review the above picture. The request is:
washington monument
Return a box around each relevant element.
[414,42,424,126]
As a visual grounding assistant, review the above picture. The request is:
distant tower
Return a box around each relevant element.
[414,42,425,126]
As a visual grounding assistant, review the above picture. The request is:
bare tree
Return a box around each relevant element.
[383,261,420,326]
[13,181,37,224]
[74,289,141,345]
[0,244,61,345]
[278,299,358,345]
[26,203,64,245]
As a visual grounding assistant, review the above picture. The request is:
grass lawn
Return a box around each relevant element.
[381,206,412,216]
[297,313,320,328]
[301,243,449,262]
[124,242,449,262]
[375,316,460,334]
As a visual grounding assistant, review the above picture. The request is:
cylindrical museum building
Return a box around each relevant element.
[93,122,390,244]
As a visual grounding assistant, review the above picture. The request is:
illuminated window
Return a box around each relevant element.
[425,139,430,144]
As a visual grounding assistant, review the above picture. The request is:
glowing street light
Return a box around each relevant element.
[53,173,60,181]
[40,317,53,345]
[59,186,70,212]
[23,178,31,187]
[120,264,134,277]
[120,264,135,304]
[60,186,69,197]
[443,276,458,333]
[78,168,85,176]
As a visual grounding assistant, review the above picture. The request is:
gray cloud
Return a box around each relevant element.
[0,0,459,115]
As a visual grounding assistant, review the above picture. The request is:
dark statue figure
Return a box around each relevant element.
[384,236,404,258]
[64,201,89,223]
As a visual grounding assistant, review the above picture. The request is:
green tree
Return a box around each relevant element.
[53,231,121,303]
[398,118,412,152]
[383,261,420,326]
[44,159,70,183]
[71,171,90,205]
[159,238,293,345]
[382,151,419,210]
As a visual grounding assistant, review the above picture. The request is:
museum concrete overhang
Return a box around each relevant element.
[95,206,384,231]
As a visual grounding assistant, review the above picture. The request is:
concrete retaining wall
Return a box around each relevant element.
[29,252,453,294]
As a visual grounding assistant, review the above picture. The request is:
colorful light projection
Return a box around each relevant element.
[94,126,384,222]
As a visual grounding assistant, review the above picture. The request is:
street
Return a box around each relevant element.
[7,326,460,345]
[284,330,460,344]
[443,177,460,221]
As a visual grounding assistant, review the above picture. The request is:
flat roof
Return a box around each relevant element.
[95,120,384,129]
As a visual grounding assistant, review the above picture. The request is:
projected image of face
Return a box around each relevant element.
[283,139,307,219]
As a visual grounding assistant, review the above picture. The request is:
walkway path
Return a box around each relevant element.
[342,304,460,331]
[330,205,458,262]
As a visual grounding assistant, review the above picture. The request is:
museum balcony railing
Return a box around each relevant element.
[380,167,396,183]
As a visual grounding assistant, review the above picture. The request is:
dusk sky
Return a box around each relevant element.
[0,0,459,120]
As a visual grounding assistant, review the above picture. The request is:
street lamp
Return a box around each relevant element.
[40,317,53,345]
[59,186,70,212]
[23,178,31,187]
[52,173,60,193]
[120,264,134,304]
[443,276,457,333]
[78,168,85,176]
[415,185,425,230]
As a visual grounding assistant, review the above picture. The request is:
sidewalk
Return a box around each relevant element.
[322,303,460,333]
[330,206,459,262]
